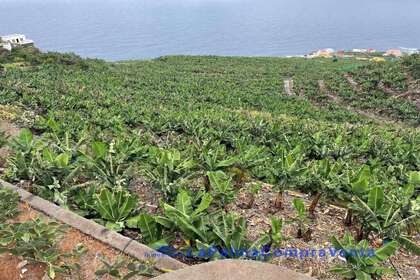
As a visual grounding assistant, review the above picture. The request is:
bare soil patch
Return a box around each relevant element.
[344,73,362,93]
[0,120,21,138]
[0,203,155,280]
[228,183,420,280]
[284,79,295,96]
[132,178,419,279]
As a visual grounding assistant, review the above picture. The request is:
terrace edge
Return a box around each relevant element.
[0,179,186,271]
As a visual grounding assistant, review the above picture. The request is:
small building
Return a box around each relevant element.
[308,48,335,58]
[352,48,368,53]
[384,49,403,57]
[319,48,335,57]
[0,34,34,50]
[0,42,12,51]
[335,50,345,58]
[399,47,419,55]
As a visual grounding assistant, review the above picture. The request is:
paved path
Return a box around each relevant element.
[284,79,295,96]
[153,259,314,280]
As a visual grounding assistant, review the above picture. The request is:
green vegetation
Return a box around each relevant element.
[0,49,419,274]
[292,198,312,241]
[143,147,195,198]
[350,171,420,254]
[0,187,19,223]
[0,131,7,148]
[127,213,168,248]
[268,217,284,247]
[0,187,85,279]
[330,233,399,280]
[95,257,156,279]
[0,219,84,279]
[0,46,98,69]
[93,187,138,232]
[207,170,235,208]
[402,54,420,80]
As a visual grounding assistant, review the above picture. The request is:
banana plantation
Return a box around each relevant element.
[0,48,419,279]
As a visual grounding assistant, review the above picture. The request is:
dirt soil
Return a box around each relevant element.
[132,176,419,279]
[0,203,156,280]
[0,120,21,138]
[229,183,420,280]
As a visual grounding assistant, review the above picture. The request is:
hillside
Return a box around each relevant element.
[0,48,419,279]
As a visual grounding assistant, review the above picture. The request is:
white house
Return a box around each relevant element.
[1,42,12,51]
[352,48,368,53]
[399,47,419,55]
[0,34,34,50]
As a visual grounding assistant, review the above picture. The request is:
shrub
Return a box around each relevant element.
[330,232,399,280]
[93,187,138,232]
[0,131,7,148]
[0,187,19,222]
[402,54,420,79]
[0,218,85,279]
[95,256,156,279]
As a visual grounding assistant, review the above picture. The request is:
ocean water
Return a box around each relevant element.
[1,0,420,61]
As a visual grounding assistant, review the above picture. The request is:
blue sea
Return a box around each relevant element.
[1,0,420,61]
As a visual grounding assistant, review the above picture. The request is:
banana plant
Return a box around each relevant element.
[9,128,34,154]
[292,198,312,241]
[207,171,235,208]
[340,165,376,226]
[307,159,336,215]
[93,187,138,232]
[6,129,38,181]
[156,190,213,245]
[43,118,87,156]
[144,147,196,198]
[268,217,283,247]
[351,185,420,254]
[271,145,306,210]
[306,131,330,159]
[6,130,81,204]
[387,171,420,235]
[210,214,248,258]
[199,143,237,172]
[79,140,139,188]
[34,147,80,189]
[197,143,238,190]
[306,132,350,160]
[330,232,399,280]
[210,213,270,259]
[233,143,268,183]
[71,185,98,217]
[237,145,268,170]
[126,213,169,249]
[330,134,351,159]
